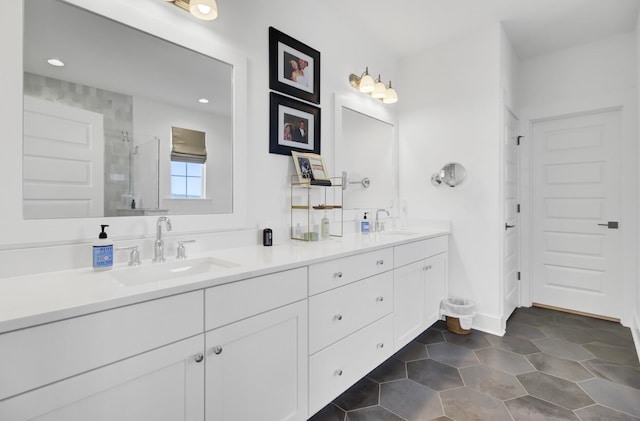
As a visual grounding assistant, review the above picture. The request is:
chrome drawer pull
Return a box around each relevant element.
[334,314,343,321]
[376,296,384,302]
[376,259,384,265]
[334,272,343,278]
[335,369,343,376]
[423,265,432,271]
[194,353,204,363]
[212,346,223,355]
[377,343,385,349]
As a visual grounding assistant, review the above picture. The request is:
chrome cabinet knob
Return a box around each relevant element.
[376,259,384,266]
[194,353,204,363]
[335,369,343,376]
[334,314,343,321]
[423,265,432,271]
[377,343,385,349]
[212,346,223,355]
[334,272,343,278]
[376,296,384,302]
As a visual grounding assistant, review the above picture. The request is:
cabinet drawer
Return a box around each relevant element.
[309,272,392,354]
[205,267,307,331]
[0,291,203,401]
[308,314,393,415]
[309,248,393,295]
[394,235,448,268]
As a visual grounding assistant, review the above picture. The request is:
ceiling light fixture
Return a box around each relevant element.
[166,0,218,21]
[349,67,398,104]
[46,58,65,67]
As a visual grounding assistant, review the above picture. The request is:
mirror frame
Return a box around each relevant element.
[0,0,247,246]
[333,94,399,216]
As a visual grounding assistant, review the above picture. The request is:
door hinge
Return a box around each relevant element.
[517,135,524,145]
[517,272,521,281]
[517,204,520,213]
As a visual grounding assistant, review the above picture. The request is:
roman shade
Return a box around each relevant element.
[171,126,207,164]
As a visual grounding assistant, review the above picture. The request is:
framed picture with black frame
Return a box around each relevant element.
[269,26,320,104]
[269,92,321,156]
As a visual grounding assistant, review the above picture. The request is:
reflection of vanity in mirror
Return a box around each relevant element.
[23,0,234,219]
[334,96,398,212]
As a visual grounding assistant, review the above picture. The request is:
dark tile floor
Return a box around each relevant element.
[309,306,640,421]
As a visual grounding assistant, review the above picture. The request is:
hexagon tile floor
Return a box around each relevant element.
[309,306,640,421]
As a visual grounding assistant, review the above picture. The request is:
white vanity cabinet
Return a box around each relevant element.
[307,248,394,415]
[0,291,205,421]
[393,236,448,350]
[204,268,308,421]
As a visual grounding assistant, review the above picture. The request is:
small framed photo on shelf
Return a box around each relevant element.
[270,92,321,156]
[269,27,320,104]
[292,151,331,185]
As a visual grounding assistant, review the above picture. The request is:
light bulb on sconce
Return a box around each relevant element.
[383,81,398,104]
[357,67,375,93]
[166,0,218,21]
[348,67,398,104]
[371,75,386,99]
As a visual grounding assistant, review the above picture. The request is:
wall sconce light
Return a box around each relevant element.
[349,67,398,104]
[166,0,218,21]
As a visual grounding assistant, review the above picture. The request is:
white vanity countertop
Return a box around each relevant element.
[0,223,450,334]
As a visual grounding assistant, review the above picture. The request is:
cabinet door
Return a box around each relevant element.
[205,300,308,421]
[393,260,427,351]
[424,252,448,327]
[0,335,205,421]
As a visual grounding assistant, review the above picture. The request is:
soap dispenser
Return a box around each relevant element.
[93,224,113,271]
[321,212,330,239]
[360,212,370,233]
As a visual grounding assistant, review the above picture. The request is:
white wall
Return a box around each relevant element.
[518,32,638,327]
[398,25,504,334]
[636,11,640,343]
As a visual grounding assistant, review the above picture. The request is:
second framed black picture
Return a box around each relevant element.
[269,26,320,104]
[269,92,320,156]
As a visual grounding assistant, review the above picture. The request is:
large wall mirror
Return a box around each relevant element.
[23,0,235,219]
[334,95,398,214]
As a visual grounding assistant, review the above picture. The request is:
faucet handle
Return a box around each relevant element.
[176,240,196,260]
[116,245,141,266]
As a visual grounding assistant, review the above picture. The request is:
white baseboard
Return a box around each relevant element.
[472,312,505,336]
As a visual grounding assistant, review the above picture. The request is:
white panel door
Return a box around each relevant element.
[503,109,520,319]
[0,335,205,421]
[205,300,308,421]
[532,110,621,318]
[23,96,104,218]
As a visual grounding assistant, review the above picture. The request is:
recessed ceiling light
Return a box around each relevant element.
[46,58,65,67]
[198,98,209,104]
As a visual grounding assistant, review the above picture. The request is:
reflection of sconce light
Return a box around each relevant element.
[349,67,398,104]
[166,0,218,21]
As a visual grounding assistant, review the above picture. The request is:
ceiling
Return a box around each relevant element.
[328,0,640,59]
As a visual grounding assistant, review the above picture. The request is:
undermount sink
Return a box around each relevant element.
[111,257,239,286]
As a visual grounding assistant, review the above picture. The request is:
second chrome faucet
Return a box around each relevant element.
[153,217,172,263]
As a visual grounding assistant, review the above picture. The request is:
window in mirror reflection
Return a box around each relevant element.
[171,162,205,198]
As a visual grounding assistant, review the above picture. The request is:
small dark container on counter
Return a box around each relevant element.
[263,228,273,246]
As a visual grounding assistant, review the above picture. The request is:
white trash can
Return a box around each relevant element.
[440,297,476,334]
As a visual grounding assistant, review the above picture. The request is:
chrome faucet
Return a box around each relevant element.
[153,217,172,263]
[375,209,390,232]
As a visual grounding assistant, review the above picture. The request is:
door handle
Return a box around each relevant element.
[597,221,619,229]
[505,223,516,230]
